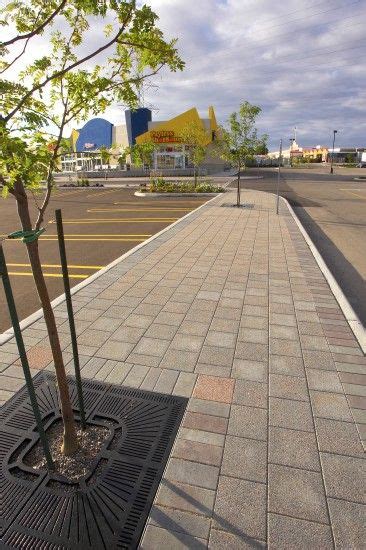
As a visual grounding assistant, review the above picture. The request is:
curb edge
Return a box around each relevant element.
[0,190,226,346]
[281,196,366,354]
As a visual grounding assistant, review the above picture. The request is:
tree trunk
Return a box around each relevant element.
[15,185,78,455]
[237,164,241,207]
[194,166,197,188]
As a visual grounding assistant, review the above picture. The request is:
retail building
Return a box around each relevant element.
[62,106,225,173]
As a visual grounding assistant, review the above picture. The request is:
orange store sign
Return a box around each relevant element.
[151,130,182,143]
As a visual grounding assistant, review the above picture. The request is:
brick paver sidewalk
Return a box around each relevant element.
[0,189,365,548]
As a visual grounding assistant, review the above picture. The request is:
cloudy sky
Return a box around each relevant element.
[131,0,366,150]
[3,0,366,150]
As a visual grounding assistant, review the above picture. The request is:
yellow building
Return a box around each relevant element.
[302,146,328,162]
[136,106,219,170]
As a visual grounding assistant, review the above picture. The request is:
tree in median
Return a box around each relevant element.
[217,101,268,206]
[0,0,183,457]
[180,120,209,186]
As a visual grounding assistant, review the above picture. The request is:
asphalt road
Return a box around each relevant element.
[231,167,366,326]
[0,186,209,333]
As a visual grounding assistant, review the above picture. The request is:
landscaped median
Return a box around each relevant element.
[135,177,225,197]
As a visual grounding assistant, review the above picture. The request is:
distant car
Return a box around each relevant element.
[357,163,366,168]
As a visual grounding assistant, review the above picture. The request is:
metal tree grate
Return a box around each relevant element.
[0,372,187,549]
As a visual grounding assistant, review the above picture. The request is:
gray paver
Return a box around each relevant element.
[269,427,320,471]
[268,464,329,523]
[156,479,215,516]
[320,453,365,503]
[315,417,365,457]
[228,405,267,441]
[154,369,179,393]
[221,435,267,482]
[149,505,210,539]
[328,498,366,550]
[232,359,267,382]
[270,397,314,432]
[209,529,266,549]
[310,390,353,422]
[188,398,230,418]
[268,514,333,549]
[306,369,343,393]
[141,525,206,549]
[270,373,309,401]
[269,355,305,377]
[213,476,266,541]
[233,379,267,409]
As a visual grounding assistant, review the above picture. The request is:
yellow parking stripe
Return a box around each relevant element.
[339,189,366,200]
[49,219,178,224]
[87,208,193,212]
[54,189,88,197]
[8,272,88,279]
[7,263,104,269]
[38,238,146,242]
[86,189,119,198]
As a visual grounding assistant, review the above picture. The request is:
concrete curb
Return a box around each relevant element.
[0,192,223,346]
[281,196,366,354]
[134,191,223,198]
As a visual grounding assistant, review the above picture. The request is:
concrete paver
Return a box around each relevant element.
[1,189,365,547]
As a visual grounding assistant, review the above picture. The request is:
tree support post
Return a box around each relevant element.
[0,244,54,469]
[55,210,86,429]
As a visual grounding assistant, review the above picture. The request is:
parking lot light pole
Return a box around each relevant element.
[276,139,283,215]
[330,130,338,174]
[289,138,295,167]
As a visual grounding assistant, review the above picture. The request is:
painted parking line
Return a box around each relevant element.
[85,188,120,198]
[38,238,147,242]
[8,272,89,279]
[338,188,366,199]
[48,218,178,224]
[87,208,194,213]
[7,263,104,269]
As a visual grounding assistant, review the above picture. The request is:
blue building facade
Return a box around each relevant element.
[125,108,152,146]
[75,118,113,152]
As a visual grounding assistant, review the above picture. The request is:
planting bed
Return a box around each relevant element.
[0,371,187,549]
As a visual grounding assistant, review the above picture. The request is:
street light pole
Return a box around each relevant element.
[276,139,283,215]
[289,138,295,167]
[330,130,338,174]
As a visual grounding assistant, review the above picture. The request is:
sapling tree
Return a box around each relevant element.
[217,101,268,206]
[0,0,183,456]
[180,120,209,186]
[127,140,155,173]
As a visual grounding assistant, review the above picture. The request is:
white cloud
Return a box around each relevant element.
[3,0,366,148]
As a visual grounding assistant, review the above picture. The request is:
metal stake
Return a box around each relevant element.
[0,244,54,469]
[55,209,86,429]
[276,139,283,215]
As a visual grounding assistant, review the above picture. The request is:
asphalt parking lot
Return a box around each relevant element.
[0,186,208,332]
[231,167,366,325]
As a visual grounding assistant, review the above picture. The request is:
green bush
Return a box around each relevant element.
[76,177,90,187]
[148,177,223,193]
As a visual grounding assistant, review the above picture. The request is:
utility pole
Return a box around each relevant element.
[330,129,338,174]
[276,139,283,215]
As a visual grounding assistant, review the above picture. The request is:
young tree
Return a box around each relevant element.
[99,145,111,179]
[127,141,156,174]
[0,0,183,456]
[180,120,209,186]
[217,101,268,206]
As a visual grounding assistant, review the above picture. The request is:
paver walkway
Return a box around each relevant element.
[0,189,365,548]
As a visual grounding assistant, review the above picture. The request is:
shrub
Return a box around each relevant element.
[76,177,90,187]
[148,178,224,193]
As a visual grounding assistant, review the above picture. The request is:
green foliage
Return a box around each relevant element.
[179,121,208,173]
[0,0,184,198]
[148,177,224,193]
[76,176,89,186]
[127,141,156,169]
[216,101,268,169]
